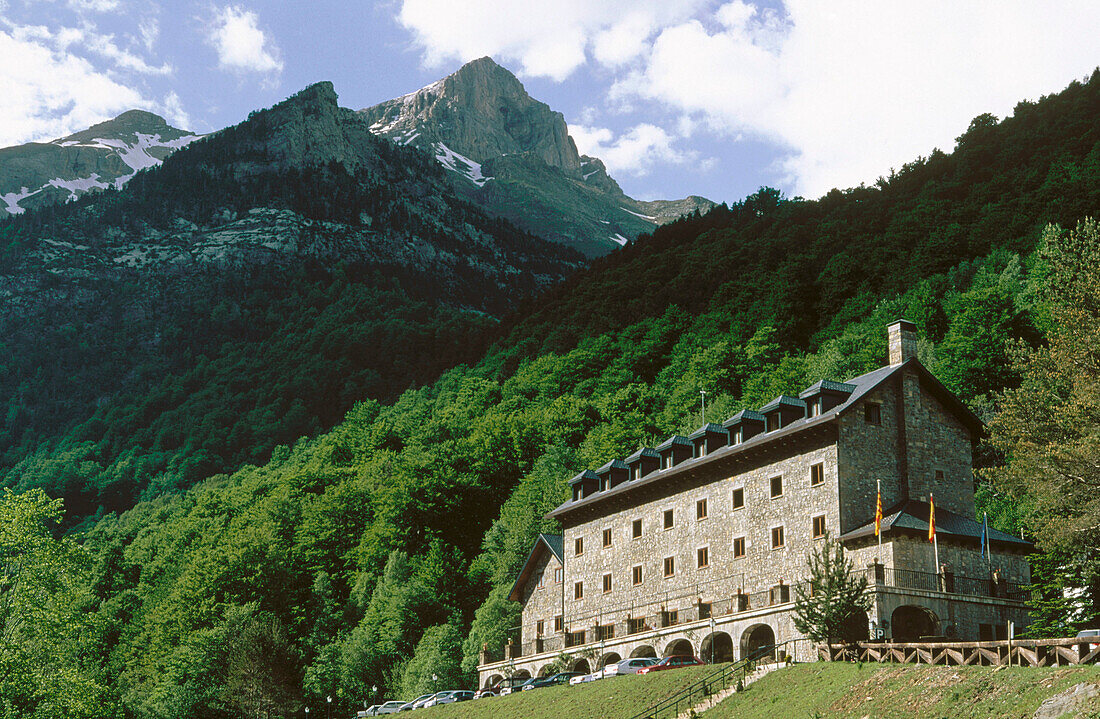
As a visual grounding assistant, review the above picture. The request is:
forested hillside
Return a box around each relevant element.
[0,82,580,517]
[5,72,1100,719]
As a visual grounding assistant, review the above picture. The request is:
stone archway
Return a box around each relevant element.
[740,623,776,662]
[842,610,870,642]
[571,658,591,674]
[513,669,531,680]
[485,674,503,688]
[700,631,735,663]
[538,664,556,676]
[599,652,622,668]
[630,644,657,658]
[891,605,939,641]
[664,638,695,657]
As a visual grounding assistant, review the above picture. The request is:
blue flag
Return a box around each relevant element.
[980,512,989,558]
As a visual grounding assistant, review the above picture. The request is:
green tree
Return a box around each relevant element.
[398,623,467,698]
[792,534,871,647]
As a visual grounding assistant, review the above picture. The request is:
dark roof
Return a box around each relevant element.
[689,423,729,440]
[760,395,806,413]
[596,459,629,473]
[549,359,982,521]
[799,379,856,398]
[723,409,765,427]
[655,435,692,451]
[508,534,564,602]
[568,469,599,485]
[840,500,1032,549]
[625,447,660,463]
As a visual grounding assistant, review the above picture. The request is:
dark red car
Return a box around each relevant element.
[636,655,706,674]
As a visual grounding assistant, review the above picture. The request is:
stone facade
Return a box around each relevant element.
[478,324,1033,687]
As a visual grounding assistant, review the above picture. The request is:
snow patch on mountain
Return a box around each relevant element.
[610,233,629,246]
[2,187,36,215]
[432,142,491,187]
[622,207,658,221]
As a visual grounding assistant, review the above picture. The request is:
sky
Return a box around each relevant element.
[2,0,1099,204]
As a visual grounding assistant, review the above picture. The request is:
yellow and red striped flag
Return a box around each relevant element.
[874,487,883,537]
[928,493,936,543]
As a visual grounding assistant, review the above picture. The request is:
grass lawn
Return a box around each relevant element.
[415,664,731,719]
[702,662,1100,719]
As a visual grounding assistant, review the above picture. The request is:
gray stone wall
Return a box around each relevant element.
[556,439,840,633]
[900,370,975,518]
[837,380,906,533]
[519,551,563,641]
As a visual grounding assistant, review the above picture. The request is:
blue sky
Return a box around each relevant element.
[3,0,1099,205]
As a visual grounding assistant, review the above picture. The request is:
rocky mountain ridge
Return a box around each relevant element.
[0,110,199,216]
[359,57,715,256]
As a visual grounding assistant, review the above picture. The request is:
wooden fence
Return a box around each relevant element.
[820,637,1100,667]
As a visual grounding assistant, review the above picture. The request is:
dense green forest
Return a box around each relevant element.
[2,72,1099,719]
[0,83,579,518]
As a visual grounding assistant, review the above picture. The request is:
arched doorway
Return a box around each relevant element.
[571,658,591,674]
[741,624,776,662]
[891,605,938,641]
[485,674,503,688]
[700,632,735,663]
[538,664,556,676]
[599,652,621,668]
[630,645,657,658]
[664,638,694,657]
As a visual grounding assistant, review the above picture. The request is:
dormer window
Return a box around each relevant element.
[809,399,821,417]
[732,428,742,444]
[663,454,673,469]
[631,465,640,480]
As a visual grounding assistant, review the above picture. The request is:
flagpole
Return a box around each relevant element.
[876,478,882,559]
[983,512,992,577]
[930,493,940,584]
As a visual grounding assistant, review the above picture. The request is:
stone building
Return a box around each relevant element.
[477,321,1032,687]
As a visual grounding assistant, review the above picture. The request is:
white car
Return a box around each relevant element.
[568,671,601,685]
[602,657,660,677]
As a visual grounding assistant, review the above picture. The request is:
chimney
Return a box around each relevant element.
[887,320,917,365]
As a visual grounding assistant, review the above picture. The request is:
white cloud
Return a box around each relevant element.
[397,0,707,81]
[0,27,150,146]
[208,5,283,77]
[571,122,696,177]
[159,91,191,130]
[613,0,1100,196]
[67,0,121,11]
[138,17,158,51]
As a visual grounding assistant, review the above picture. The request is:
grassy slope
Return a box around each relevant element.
[704,663,1100,719]
[414,664,728,719]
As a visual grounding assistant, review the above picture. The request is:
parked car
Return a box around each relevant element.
[375,701,407,715]
[423,690,473,706]
[397,694,436,711]
[602,657,660,678]
[1077,629,1100,649]
[359,706,380,717]
[568,671,601,685]
[522,672,583,690]
[497,676,530,696]
[636,655,706,674]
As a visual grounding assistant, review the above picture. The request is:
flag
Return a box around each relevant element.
[980,512,989,558]
[874,486,883,537]
[928,494,936,543]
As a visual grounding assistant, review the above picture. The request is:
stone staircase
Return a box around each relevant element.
[674,662,785,719]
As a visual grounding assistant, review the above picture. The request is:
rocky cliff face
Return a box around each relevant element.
[359,57,715,257]
[0,110,199,216]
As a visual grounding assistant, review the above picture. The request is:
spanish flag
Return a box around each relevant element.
[874,487,883,537]
[928,493,936,543]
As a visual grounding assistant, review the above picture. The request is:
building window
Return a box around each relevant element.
[732,428,742,444]
[603,528,612,548]
[696,498,708,520]
[602,573,612,593]
[699,602,712,620]
[812,514,826,539]
[536,620,544,636]
[810,462,824,486]
[770,584,791,605]
[631,465,640,480]
[697,546,709,569]
[733,536,746,559]
[662,609,679,627]
[809,399,821,417]
[771,525,785,549]
[574,581,584,600]
[935,469,945,482]
[554,567,562,583]
[567,630,586,647]
[697,443,707,458]
[574,536,584,556]
[554,615,563,632]
[864,403,882,425]
[537,571,545,589]
[732,487,744,510]
[770,475,783,498]
[664,509,674,529]
[596,624,615,641]
[628,617,646,634]
[632,518,643,539]
[663,556,675,578]
[632,565,643,586]
[663,454,672,469]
